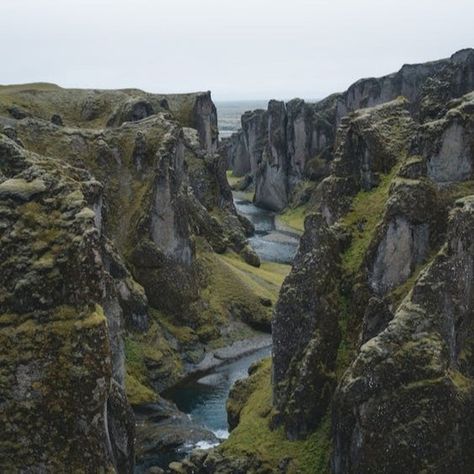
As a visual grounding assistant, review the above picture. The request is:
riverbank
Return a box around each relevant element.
[136,186,301,472]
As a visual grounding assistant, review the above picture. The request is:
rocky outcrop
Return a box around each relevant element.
[333,196,474,473]
[272,214,341,439]
[316,97,415,225]
[418,91,474,183]
[0,84,219,154]
[0,136,134,472]
[134,400,218,471]
[227,95,339,211]
[209,85,474,472]
[335,48,474,124]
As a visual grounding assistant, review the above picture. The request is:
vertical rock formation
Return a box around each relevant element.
[270,88,474,471]
[150,51,474,474]
[255,100,289,211]
[0,137,134,472]
[226,49,474,212]
[0,84,255,471]
[272,214,341,439]
[333,196,474,473]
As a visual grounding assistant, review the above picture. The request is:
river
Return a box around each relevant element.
[164,193,299,435]
[139,191,300,470]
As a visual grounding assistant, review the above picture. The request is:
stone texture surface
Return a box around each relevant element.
[0,84,252,471]
[0,136,134,472]
[333,197,474,473]
[272,214,341,439]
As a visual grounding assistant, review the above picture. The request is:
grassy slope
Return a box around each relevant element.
[221,359,331,473]
[124,250,290,404]
[276,204,307,233]
[340,167,399,275]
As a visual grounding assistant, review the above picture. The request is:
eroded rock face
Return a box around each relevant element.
[316,97,415,225]
[272,214,341,439]
[262,82,474,472]
[336,48,474,124]
[367,178,443,295]
[419,92,474,183]
[192,91,218,154]
[370,216,428,293]
[226,95,339,210]
[333,197,474,473]
[0,85,251,471]
[0,136,134,472]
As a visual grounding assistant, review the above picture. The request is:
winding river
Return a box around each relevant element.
[233,192,300,265]
[149,192,300,468]
[167,195,299,427]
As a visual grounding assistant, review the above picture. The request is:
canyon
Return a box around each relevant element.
[1,47,474,474]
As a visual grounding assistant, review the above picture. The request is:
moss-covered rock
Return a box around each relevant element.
[333,197,474,473]
[272,214,341,439]
[0,135,134,472]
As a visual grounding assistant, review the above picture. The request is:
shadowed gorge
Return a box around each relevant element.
[2,46,474,474]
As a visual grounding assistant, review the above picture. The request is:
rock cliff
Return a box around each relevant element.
[271,89,474,470]
[180,58,474,474]
[226,48,474,212]
[0,84,270,471]
[0,136,135,472]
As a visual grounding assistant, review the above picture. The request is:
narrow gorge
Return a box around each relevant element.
[1,47,474,474]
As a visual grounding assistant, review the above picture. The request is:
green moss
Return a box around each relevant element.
[124,334,156,405]
[226,170,242,188]
[226,170,254,201]
[276,204,307,233]
[335,295,352,378]
[221,359,331,473]
[219,252,290,297]
[124,311,185,400]
[341,166,399,275]
[449,369,474,393]
[441,180,474,203]
[197,249,289,330]
[125,372,157,406]
[159,315,198,346]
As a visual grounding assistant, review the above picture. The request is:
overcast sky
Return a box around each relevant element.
[2,0,473,101]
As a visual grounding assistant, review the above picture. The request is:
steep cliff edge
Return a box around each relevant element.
[0,136,134,472]
[0,84,273,471]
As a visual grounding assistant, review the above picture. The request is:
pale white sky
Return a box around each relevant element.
[1,0,473,100]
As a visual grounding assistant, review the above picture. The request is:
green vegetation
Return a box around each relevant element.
[226,170,254,201]
[276,204,307,233]
[226,170,242,188]
[124,312,184,405]
[219,252,290,297]
[442,180,474,203]
[123,248,290,403]
[221,359,332,473]
[198,248,290,331]
[340,167,399,274]
[124,337,157,405]
[335,295,353,378]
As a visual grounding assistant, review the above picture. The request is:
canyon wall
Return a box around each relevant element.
[272,88,474,470]
[226,48,474,211]
[176,54,474,474]
[0,84,258,471]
